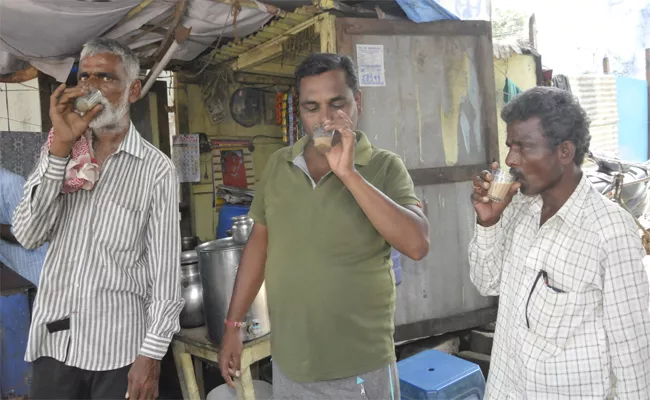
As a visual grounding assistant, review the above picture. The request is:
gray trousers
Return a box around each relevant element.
[272,361,400,400]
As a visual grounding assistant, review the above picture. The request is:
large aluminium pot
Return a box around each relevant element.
[179,250,205,328]
[196,237,270,344]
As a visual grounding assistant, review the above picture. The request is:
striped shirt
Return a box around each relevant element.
[0,167,47,286]
[469,174,650,399]
[12,122,183,371]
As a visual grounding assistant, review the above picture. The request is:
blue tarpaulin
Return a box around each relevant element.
[396,0,459,22]
[396,0,490,23]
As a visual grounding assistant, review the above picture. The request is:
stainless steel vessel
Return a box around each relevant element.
[179,250,205,328]
[231,215,254,244]
[197,237,270,343]
[181,236,200,252]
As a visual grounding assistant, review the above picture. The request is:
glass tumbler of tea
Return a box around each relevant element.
[75,89,105,113]
[487,169,517,202]
[312,124,336,153]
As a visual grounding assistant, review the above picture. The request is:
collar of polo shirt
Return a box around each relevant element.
[284,130,373,166]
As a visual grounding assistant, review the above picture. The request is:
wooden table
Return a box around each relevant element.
[172,326,271,400]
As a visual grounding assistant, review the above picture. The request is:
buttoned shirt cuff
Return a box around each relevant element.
[474,222,501,249]
[139,332,172,360]
[44,154,69,181]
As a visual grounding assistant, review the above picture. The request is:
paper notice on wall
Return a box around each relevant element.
[172,134,201,183]
[356,44,386,87]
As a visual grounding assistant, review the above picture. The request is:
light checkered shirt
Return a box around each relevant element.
[469,174,650,399]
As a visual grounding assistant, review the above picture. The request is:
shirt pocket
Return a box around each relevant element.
[526,275,594,349]
[98,248,148,297]
[94,197,145,252]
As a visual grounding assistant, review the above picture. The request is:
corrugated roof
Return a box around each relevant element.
[493,41,538,60]
[570,74,620,156]
[207,6,318,65]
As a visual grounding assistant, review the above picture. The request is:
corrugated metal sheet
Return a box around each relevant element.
[492,41,538,60]
[208,6,317,64]
[570,74,620,156]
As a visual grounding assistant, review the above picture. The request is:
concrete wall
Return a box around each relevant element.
[493,54,538,164]
[0,78,42,132]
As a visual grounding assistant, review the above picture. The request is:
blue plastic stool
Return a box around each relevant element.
[216,204,250,239]
[398,349,485,399]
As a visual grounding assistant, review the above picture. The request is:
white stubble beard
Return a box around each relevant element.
[89,87,131,135]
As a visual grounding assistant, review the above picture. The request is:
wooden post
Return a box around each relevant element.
[528,14,537,49]
[646,49,650,160]
[319,13,337,53]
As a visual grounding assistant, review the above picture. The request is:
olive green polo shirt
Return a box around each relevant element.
[249,131,420,382]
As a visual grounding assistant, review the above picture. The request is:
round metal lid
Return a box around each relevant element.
[180,250,198,265]
[195,237,244,253]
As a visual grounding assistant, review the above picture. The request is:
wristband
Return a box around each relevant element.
[224,319,247,328]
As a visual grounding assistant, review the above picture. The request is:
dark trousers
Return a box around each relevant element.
[30,357,130,399]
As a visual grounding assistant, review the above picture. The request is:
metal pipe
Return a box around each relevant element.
[139,25,191,99]
[139,40,179,99]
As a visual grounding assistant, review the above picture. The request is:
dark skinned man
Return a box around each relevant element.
[469,87,650,399]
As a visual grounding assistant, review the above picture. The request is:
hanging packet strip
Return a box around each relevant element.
[288,91,294,146]
[282,92,288,143]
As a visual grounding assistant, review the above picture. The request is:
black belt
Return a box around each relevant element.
[46,317,70,333]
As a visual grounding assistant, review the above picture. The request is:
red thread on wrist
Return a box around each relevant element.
[224,319,246,328]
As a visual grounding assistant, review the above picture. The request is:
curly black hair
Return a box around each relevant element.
[294,53,359,96]
[501,86,591,165]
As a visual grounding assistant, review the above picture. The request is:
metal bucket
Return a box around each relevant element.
[196,237,270,343]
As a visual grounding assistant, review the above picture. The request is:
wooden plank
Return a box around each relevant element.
[221,48,244,57]
[246,63,296,77]
[152,81,171,157]
[242,38,264,46]
[193,357,206,400]
[263,26,285,35]
[173,78,190,136]
[408,164,487,186]
[319,13,337,53]
[394,306,498,342]
[232,14,322,71]
[274,21,295,30]
[229,43,253,52]
[284,12,310,22]
[476,31,500,164]
[338,18,490,37]
[254,31,276,40]
[234,72,294,86]
[38,73,54,131]
[339,33,488,168]
[172,342,201,400]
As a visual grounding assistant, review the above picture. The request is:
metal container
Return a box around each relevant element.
[179,250,205,328]
[197,237,270,343]
[231,215,254,244]
[181,236,200,252]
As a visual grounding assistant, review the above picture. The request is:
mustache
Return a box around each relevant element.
[509,168,524,180]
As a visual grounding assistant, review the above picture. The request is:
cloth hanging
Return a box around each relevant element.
[503,78,522,104]
[552,74,573,93]
[46,128,100,193]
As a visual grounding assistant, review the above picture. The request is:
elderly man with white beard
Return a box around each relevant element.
[12,38,182,400]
